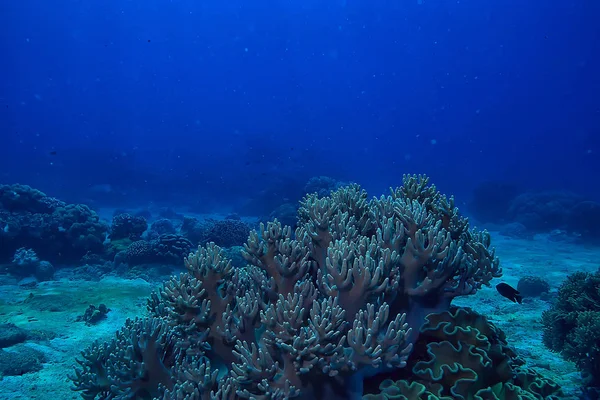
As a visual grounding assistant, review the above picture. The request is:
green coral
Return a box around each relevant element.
[364,307,562,400]
[542,270,600,386]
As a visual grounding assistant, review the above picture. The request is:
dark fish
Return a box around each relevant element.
[496,283,522,304]
[49,150,57,155]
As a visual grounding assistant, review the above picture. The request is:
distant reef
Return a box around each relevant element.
[0,184,108,264]
[469,181,600,241]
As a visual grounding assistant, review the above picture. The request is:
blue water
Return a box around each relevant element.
[2,1,598,212]
[1,1,600,399]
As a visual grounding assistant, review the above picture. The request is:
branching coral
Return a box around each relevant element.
[72,175,502,400]
[70,317,180,399]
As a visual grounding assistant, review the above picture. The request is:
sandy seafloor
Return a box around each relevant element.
[0,231,598,400]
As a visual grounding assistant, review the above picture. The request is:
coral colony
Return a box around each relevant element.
[68,176,561,399]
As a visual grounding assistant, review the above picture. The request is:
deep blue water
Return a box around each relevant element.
[1,0,599,214]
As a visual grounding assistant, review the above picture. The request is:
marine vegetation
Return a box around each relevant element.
[70,175,561,400]
[542,270,600,389]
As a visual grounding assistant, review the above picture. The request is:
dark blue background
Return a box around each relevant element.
[1,0,599,213]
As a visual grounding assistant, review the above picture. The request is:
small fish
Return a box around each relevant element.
[496,283,522,304]
[49,150,57,156]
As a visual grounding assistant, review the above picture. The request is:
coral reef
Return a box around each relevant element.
[207,218,253,247]
[153,234,194,264]
[517,276,551,299]
[115,234,193,266]
[0,183,62,213]
[364,307,562,399]
[471,185,600,241]
[180,216,206,244]
[119,240,154,265]
[508,191,584,231]
[71,175,502,399]
[149,218,178,237]
[11,248,41,275]
[181,216,252,248]
[507,191,600,241]
[110,213,148,240]
[542,270,600,388]
[0,184,108,263]
[9,247,55,281]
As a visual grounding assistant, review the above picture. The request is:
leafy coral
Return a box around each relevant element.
[71,175,502,399]
[364,307,562,400]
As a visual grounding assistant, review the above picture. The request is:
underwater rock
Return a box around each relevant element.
[0,323,28,348]
[35,260,55,282]
[0,344,46,376]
